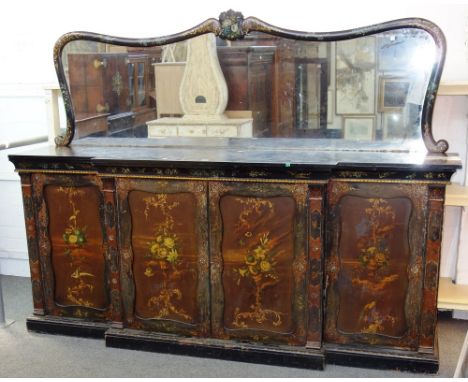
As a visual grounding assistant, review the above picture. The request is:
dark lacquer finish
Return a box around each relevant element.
[307,185,324,348]
[10,151,459,371]
[19,173,45,315]
[105,327,324,370]
[419,186,445,351]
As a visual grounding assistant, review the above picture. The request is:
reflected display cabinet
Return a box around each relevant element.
[9,10,462,373]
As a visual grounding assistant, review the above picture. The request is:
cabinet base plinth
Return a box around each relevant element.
[324,344,439,373]
[105,328,324,370]
[26,316,108,339]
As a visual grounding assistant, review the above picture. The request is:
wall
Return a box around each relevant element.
[434,96,468,281]
[0,146,36,276]
[0,1,467,279]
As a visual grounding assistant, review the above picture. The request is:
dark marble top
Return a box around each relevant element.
[8,137,462,172]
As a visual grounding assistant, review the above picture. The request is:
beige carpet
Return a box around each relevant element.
[0,275,467,377]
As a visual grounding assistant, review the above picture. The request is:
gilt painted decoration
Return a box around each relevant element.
[336,196,411,337]
[44,185,107,310]
[325,182,429,350]
[220,195,296,333]
[128,191,199,324]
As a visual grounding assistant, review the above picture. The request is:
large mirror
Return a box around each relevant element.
[55,13,446,152]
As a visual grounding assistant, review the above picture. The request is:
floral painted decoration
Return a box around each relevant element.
[140,194,191,322]
[236,232,277,282]
[58,187,95,308]
[357,198,395,273]
[218,9,245,40]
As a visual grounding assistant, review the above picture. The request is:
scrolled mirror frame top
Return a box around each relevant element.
[53,9,448,153]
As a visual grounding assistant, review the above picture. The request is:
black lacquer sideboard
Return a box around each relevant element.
[9,10,462,373]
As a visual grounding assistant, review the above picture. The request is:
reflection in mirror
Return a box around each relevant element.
[61,28,436,149]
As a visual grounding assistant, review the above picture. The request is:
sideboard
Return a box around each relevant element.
[9,10,462,373]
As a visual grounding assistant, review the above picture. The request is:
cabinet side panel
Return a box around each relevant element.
[20,173,44,315]
[419,186,445,350]
[101,177,123,324]
[307,185,324,347]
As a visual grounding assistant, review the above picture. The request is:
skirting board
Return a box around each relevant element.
[105,328,325,370]
[0,257,30,277]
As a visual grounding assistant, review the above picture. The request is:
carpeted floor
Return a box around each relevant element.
[0,275,467,378]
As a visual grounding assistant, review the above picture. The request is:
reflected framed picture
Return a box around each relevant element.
[378,31,424,72]
[382,112,405,139]
[343,116,375,141]
[379,77,410,112]
[336,37,376,115]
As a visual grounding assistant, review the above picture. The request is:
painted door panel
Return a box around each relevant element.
[32,174,114,321]
[116,179,209,336]
[324,181,428,350]
[209,181,309,345]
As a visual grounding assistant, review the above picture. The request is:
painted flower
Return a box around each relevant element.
[164,237,175,249]
[68,234,78,244]
[144,267,154,277]
[156,235,163,243]
[238,268,248,277]
[254,246,266,259]
[167,249,179,264]
[367,247,377,255]
[150,243,160,255]
[260,260,271,272]
[158,247,168,259]
[375,252,387,265]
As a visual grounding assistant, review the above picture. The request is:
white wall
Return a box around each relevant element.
[0,150,28,276]
[0,144,49,276]
[434,96,468,284]
[0,0,467,277]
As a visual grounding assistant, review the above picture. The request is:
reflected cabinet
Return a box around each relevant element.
[9,10,462,374]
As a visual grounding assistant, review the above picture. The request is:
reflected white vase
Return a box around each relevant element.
[179,33,228,120]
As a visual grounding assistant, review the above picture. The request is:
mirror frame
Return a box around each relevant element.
[53,9,448,153]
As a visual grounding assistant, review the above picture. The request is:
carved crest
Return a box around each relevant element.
[218,9,245,40]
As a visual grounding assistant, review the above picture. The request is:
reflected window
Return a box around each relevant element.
[128,63,135,107]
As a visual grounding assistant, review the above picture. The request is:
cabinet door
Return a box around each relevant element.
[324,181,428,349]
[209,182,309,345]
[32,174,115,321]
[117,179,209,336]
